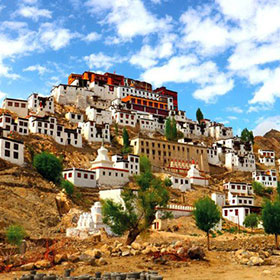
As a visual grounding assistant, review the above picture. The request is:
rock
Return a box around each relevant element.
[97,257,108,265]
[68,253,80,263]
[177,247,186,256]
[239,257,249,265]
[34,260,52,269]
[263,258,273,265]
[54,254,67,264]
[160,248,167,254]
[131,242,142,250]
[248,256,264,266]
[262,270,271,275]
[84,249,102,259]
[187,246,205,260]
[121,250,130,257]
[21,262,35,270]
[79,254,97,266]
[174,241,183,247]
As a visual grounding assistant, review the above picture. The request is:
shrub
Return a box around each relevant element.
[163,178,172,187]
[6,225,26,247]
[264,187,273,195]
[33,152,62,183]
[243,213,259,230]
[61,179,74,197]
[252,181,265,196]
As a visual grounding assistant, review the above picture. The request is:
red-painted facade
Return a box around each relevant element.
[154,87,178,111]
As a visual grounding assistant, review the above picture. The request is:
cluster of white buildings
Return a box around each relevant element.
[207,137,256,172]
[212,182,260,226]
[258,149,275,167]
[63,144,139,188]
[252,169,277,188]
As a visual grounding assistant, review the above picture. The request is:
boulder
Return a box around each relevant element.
[187,246,205,260]
[54,254,67,264]
[84,249,102,259]
[34,260,52,269]
[21,262,35,270]
[97,257,108,266]
[131,242,142,250]
[248,256,264,266]
[121,250,130,257]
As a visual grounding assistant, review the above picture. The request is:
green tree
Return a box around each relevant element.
[252,181,265,196]
[6,225,26,247]
[243,213,259,231]
[163,178,172,187]
[277,182,280,197]
[241,128,254,143]
[61,179,74,197]
[33,152,63,183]
[114,122,119,135]
[140,155,152,173]
[262,199,280,248]
[193,197,220,250]
[165,117,172,140]
[171,118,177,140]
[122,127,131,154]
[102,157,169,245]
[196,108,204,124]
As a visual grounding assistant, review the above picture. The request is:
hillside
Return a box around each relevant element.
[254,129,280,157]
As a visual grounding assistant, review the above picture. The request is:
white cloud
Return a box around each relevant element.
[228,116,238,120]
[23,64,48,75]
[22,0,38,3]
[253,115,280,136]
[226,106,243,113]
[85,0,172,40]
[15,5,52,21]
[151,0,161,3]
[130,38,174,69]
[83,32,101,42]
[39,23,78,50]
[84,52,126,70]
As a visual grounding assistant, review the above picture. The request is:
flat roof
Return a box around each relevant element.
[63,168,96,174]
[3,98,27,103]
[0,137,24,144]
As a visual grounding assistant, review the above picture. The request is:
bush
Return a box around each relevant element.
[243,213,259,230]
[33,152,63,183]
[61,179,74,197]
[252,181,265,196]
[163,178,172,187]
[264,187,273,195]
[6,225,26,247]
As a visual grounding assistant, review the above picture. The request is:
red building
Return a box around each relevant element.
[154,87,178,111]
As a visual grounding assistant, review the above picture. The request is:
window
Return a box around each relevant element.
[21,103,26,108]
[14,143,19,150]
[5,141,10,149]
[5,150,10,157]
[14,152,19,159]
[90,174,94,180]
[69,173,72,178]
[103,171,106,176]
[224,210,228,216]
[15,102,19,107]
[8,101,13,106]
[84,174,88,179]
[77,173,81,178]
[235,209,239,216]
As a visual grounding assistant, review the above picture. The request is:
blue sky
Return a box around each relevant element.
[1,0,280,136]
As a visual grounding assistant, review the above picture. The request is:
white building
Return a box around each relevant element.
[0,114,29,136]
[112,109,137,127]
[187,164,209,186]
[0,137,24,165]
[258,149,275,167]
[169,175,191,192]
[86,107,112,125]
[223,182,253,195]
[112,154,140,176]
[222,192,259,226]
[252,169,277,187]
[2,98,28,118]
[208,123,233,140]
[28,93,54,114]
[211,192,225,207]
[139,115,165,132]
[207,146,220,166]
[99,188,125,206]
[225,152,256,172]
[63,168,97,188]
[28,116,82,147]
[79,121,110,143]
[65,112,84,124]
[217,138,253,156]
[90,145,129,186]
